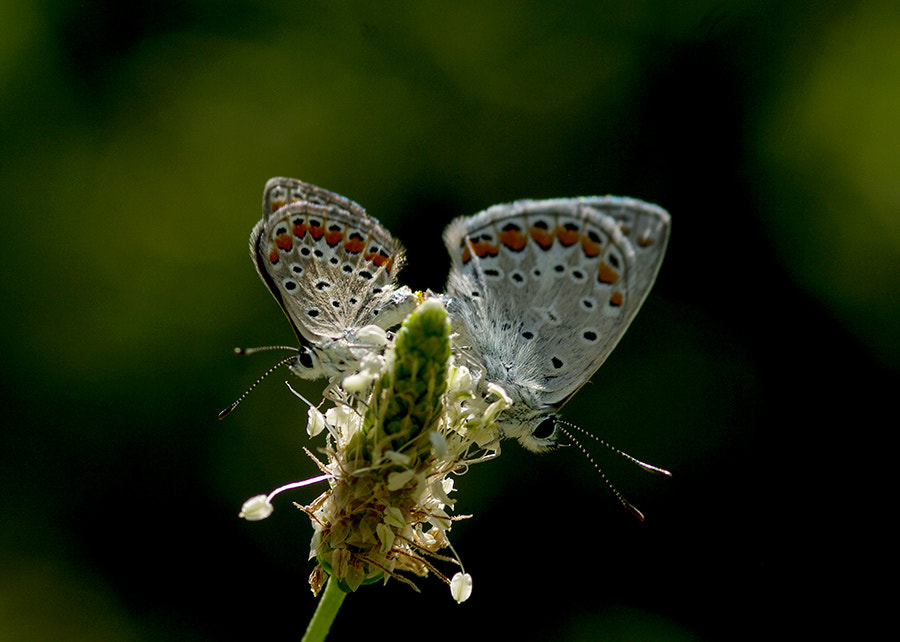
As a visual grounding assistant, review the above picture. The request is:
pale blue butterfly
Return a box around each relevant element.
[443,196,670,453]
[248,177,417,381]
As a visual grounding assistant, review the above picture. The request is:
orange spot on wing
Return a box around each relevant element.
[324,227,344,247]
[307,220,325,240]
[268,247,280,264]
[291,221,307,238]
[344,234,365,253]
[471,240,499,258]
[598,261,620,284]
[610,291,624,306]
[499,226,527,251]
[530,224,555,249]
[366,246,389,265]
[368,249,394,273]
[461,245,472,263]
[582,234,602,257]
[556,224,580,247]
[275,233,292,251]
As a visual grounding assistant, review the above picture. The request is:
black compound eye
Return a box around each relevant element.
[297,350,315,369]
[532,417,556,440]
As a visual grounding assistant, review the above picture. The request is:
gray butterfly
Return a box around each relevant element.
[250,177,417,380]
[443,196,670,452]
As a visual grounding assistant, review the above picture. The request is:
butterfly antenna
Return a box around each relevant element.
[555,422,670,521]
[557,419,672,477]
[232,344,299,356]
[218,349,299,420]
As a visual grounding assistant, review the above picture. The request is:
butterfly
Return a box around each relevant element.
[443,196,670,452]
[250,177,417,381]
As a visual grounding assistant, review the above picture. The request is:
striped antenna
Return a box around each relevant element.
[555,420,671,521]
[217,346,300,419]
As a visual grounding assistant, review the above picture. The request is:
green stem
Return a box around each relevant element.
[301,578,347,642]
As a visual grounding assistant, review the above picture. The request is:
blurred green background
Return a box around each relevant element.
[1,1,895,640]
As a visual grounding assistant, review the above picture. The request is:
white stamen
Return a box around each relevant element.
[450,572,473,603]
[238,475,331,521]
[238,495,273,521]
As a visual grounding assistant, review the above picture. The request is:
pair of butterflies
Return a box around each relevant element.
[247,177,670,455]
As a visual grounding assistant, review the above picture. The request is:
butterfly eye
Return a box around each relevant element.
[532,417,556,440]
[296,349,316,370]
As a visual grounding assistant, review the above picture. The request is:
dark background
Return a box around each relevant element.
[1,1,895,640]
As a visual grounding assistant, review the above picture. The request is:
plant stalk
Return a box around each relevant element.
[301,578,346,642]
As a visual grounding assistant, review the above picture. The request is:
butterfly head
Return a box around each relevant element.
[286,345,331,380]
[495,402,561,453]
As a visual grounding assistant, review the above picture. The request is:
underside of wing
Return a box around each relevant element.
[444,196,669,406]
[252,196,409,345]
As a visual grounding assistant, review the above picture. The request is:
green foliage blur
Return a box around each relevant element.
[1,1,893,640]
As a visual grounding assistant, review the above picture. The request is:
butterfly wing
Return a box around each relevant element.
[444,196,669,447]
[251,178,416,359]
